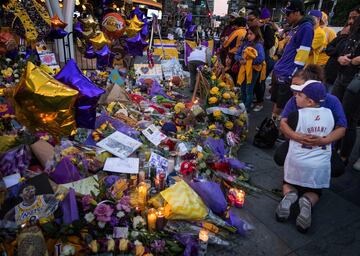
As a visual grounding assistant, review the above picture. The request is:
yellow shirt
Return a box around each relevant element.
[307,26,326,65]
[15,195,53,225]
[317,26,337,65]
[223,27,247,54]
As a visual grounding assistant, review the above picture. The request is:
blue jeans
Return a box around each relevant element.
[241,71,260,111]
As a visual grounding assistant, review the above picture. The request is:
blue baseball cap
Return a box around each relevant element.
[308,10,323,19]
[290,80,326,103]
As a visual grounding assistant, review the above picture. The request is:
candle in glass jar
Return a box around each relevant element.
[156,207,166,231]
[147,208,157,232]
[137,182,147,209]
[235,190,245,208]
[198,228,209,256]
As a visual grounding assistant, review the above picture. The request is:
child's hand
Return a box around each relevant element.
[302,135,328,147]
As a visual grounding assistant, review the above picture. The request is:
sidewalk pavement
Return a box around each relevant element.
[208,92,360,255]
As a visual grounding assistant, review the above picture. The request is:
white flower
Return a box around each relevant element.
[116,211,125,219]
[14,74,19,78]
[84,212,95,223]
[130,231,139,239]
[98,221,106,228]
[134,240,142,246]
[61,244,76,256]
[5,58,11,63]
[133,216,145,229]
[14,79,19,83]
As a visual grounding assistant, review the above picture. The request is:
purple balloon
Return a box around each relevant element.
[95,45,113,69]
[184,13,192,29]
[140,23,149,37]
[84,44,96,59]
[185,25,196,38]
[55,59,105,129]
[47,28,68,39]
[125,33,149,56]
[73,21,84,37]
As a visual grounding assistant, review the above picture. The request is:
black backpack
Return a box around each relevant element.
[253,117,279,148]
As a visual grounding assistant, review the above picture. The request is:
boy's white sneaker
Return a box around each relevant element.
[296,196,312,233]
[275,191,298,222]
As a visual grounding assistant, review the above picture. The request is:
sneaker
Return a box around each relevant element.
[253,105,264,112]
[275,191,298,222]
[353,158,360,171]
[296,196,312,233]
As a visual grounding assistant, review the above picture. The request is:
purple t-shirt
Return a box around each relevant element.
[281,93,347,128]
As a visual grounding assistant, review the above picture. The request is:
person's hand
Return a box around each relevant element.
[302,135,328,147]
[239,59,246,65]
[338,54,352,66]
[292,133,311,145]
[351,56,360,66]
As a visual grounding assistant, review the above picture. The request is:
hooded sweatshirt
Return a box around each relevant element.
[273,16,314,79]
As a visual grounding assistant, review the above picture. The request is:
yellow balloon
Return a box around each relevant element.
[126,15,144,38]
[90,31,111,50]
[3,62,78,137]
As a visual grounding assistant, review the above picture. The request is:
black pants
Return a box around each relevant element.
[332,74,360,158]
[188,60,205,91]
[254,79,265,104]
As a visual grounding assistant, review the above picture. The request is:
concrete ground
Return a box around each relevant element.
[208,85,360,256]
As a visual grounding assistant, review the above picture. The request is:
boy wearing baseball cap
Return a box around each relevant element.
[275,80,335,232]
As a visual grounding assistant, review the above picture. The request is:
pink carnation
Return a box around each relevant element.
[82,195,94,211]
[94,204,114,222]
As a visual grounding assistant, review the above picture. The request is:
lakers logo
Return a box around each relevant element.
[315,115,320,121]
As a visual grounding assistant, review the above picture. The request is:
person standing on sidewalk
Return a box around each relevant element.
[332,16,360,166]
[235,26,265,112]
[188,41,211,92]
[307,10,327,65]
[276,80,335,233]
[254,8,277,112]
[317,12,337,67]
[270,0,314,121]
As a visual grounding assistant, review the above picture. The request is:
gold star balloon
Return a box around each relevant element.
[51,14,68,29]
[89,31,112,50]
[0,62,78,137]
[126,15,144,38]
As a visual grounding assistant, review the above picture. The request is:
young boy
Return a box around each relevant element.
[275,80,334,232]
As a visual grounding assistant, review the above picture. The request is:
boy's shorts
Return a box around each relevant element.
[270,74,293,109]
[283,181,322,197]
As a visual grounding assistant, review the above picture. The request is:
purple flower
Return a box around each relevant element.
[105,175,120,187]
[82,195,95,211]
[94,204,114,222]
[150,240,166,254]
[110,216,119,227]
[116,196,131,213]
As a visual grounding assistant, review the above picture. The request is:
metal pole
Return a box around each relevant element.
[318,0,323,10]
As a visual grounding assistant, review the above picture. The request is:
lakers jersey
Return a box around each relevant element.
[284,107,334,188]
[15,195,51,225]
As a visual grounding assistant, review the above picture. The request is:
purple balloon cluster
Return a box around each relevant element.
[55,59,105,129]
[126,7,149,56]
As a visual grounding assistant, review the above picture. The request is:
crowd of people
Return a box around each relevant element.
[207,0,360,233]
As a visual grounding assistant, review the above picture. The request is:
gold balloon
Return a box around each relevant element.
[126,15,144,38]
[90,31,111,50]
[51,14,67,29]
[80,15,98,30]
[2,62,78,137]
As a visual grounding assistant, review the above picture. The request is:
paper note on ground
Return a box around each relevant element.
[103,157,139,174]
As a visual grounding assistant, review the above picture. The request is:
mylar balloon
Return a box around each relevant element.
[55,59,105,129]
[102,13,126,39]
[126,15,144,38]
[90,31,111,50]
[51,15,67,29]
[0,62,78,137]
[47,28,68,39]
